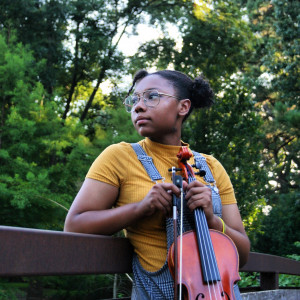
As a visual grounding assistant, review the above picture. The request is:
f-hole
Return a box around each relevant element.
[195,291,231,299]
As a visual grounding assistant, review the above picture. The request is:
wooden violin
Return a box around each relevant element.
[168,146,240,300]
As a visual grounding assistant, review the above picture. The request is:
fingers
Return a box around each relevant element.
[141,183,181,217]
[186,187,212,210]
[184,181,213,217]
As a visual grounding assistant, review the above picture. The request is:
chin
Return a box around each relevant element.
[137,128,153,137]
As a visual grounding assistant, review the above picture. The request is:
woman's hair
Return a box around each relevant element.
[126,69,214,121]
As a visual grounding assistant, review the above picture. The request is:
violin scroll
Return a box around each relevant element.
[177,147,206,180]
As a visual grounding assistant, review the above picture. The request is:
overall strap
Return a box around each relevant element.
[192,150,222,216]
[192,151,215,184]
[131,143,164,182]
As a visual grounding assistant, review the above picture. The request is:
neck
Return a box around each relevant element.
[149,135,182,146]
[146,122,183,146]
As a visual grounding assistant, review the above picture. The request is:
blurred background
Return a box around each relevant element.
[0,0,299,298]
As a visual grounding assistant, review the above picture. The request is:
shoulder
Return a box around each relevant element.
[193,152,223,172]
[196,152,236,204]
[99,142,136,159]
[200,153,228,178]
[88,141,138,173]
[201,153,223,169]
[104,141,134,152]
[86,142,139,185]
[193,151,232,186]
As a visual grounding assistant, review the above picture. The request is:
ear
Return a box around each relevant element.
[178,99,191,118]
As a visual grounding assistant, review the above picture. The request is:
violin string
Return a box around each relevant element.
[179,185,183,300]
[195,211,212,299]
[198,209,224,300]
[189,175,215,300]
[188,171,214,299]
[184,159,226,300]
[199,203,225,299]
[195,208,214,299]
[190,159,226,300]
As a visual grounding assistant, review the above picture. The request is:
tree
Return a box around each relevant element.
[0,33,96,229]
[130,0,267,223]
[0,0,68,95]
[184,75,267,219]
[241,0,300,255]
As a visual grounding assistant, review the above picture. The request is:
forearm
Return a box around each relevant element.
[221,223,250,267]
[64,202,143,235]
[208,215,250,267]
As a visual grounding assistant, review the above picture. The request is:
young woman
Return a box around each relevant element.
[64,69,250,299]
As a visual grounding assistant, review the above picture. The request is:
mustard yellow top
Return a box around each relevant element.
[86,138,236,272]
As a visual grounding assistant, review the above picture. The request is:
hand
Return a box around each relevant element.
[137,183,180,218]
[183,180,214,223]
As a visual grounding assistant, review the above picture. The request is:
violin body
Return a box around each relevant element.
[168,229,240,300]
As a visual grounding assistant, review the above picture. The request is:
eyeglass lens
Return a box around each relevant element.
[124,90,160,112]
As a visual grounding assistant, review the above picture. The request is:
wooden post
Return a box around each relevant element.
[260,272,279,290]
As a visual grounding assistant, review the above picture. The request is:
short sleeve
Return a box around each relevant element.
[86,143,128,188]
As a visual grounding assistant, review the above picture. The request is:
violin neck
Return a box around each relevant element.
[182,161,221,283]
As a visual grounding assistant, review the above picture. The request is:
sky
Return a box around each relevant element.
[100,22,182,94]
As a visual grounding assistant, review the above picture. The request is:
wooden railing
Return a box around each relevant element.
[1,226,299,295]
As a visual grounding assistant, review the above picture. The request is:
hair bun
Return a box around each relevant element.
[191,76,214,108]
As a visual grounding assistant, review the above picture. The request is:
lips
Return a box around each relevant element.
[135,116,150,125]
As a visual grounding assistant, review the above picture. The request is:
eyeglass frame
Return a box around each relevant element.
[123,89,180,113]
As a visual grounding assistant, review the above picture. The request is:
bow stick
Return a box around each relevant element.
[169,167,183,300]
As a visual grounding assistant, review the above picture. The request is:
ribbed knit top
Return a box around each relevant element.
[86,138,236,271]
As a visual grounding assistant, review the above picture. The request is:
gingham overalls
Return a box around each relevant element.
[130,143,241,300]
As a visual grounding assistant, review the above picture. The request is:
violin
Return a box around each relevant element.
[168,147,240,300]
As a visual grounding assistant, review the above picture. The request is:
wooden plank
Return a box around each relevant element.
[1,225,300,280]
[0,226,133,276]
[240,252,300,275]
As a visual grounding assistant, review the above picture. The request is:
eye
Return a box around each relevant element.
[146,91,159,101]
[131,95,139,105]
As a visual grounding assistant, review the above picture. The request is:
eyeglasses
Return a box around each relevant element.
[123,89,179,113]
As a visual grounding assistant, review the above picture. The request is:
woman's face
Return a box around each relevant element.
[130,75,187,145]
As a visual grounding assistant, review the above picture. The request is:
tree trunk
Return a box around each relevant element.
[80,62,107,122]
[62,22,81,120]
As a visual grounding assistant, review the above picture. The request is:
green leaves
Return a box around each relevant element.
[0,33,94,229]
[182,74,267,221]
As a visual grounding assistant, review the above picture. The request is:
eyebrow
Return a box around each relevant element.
[133,88,159,95]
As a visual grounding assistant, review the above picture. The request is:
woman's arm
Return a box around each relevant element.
[64,178,141,235]
[64,178,180,235]
[209,203,250,268]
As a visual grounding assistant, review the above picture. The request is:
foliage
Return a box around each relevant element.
[243,0,300,254]
[239,272,260,288]
[280,242,300,287]
[0,33,96,229]
[0,274,132,299]
[182,74,267,222]
[254,193,300,256]
[239,242,300,289]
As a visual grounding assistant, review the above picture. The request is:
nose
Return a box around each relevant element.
[133,96,147,112]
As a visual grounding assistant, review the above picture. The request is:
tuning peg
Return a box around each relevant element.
[195,170,206,177]
[168,167,182,172]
